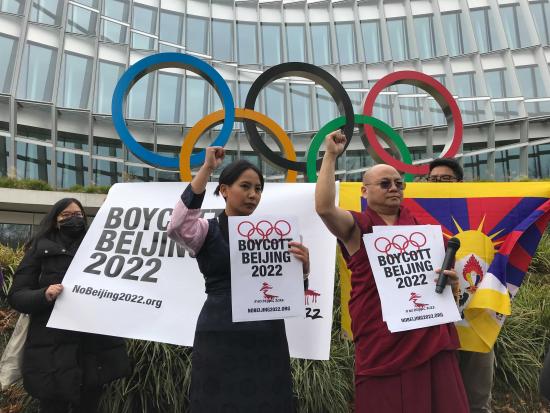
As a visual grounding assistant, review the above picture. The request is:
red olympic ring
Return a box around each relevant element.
[363,71,463,175]
[237,220,292,239]
[374,232,427,253]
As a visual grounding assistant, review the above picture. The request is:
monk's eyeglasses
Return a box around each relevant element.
[364,179,406,191]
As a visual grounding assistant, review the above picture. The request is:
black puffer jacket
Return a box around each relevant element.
[8,232,131,404]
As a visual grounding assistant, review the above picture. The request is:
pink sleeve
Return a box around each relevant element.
[167,198,209,257]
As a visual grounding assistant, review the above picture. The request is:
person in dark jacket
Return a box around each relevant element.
[8,198,131,413]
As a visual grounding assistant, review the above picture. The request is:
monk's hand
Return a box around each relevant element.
[325,129,346,156]
[289,241,310,279]
[435,268,460,301]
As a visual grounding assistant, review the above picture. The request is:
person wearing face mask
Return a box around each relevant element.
[8,198,130,413]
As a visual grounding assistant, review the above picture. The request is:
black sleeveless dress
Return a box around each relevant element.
[184,186,294,413]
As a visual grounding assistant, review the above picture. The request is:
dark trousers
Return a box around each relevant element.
[39,386,102,413]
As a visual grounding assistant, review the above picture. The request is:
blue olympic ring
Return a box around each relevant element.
[111,53,235,169]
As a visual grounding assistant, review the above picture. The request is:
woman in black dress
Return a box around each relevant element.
[167,147,310,413]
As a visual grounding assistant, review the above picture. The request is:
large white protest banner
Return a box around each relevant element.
[229,215,305,322]
[48,182,336,360]
[364,225,461,332]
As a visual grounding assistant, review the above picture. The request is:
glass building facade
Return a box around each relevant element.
[1,0,550,186]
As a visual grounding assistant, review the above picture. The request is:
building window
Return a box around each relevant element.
[397,84,423,127]
[463,152,488,181]
[30,0,63,25]
[212,19,233,62]
[368,79,394,125]
[484,68,519,120]
[516,65,550,115]
[261,23,282,66]
[131,3,157,50]
[454,72,485,123]
[500,4,531,49]
[335,22,356,65]
[0,34,17,94]
[159,10,184,52]
[94,60,125,114]
[265,84,285,129]
[187,15,209,54]
[529,143,550,178]
[17,42,58,102]
[0,0,25,14]
[386,18,409,61]
[310,23,332,65]
[67,2,98,35]
[413,15,437,59]
[0,224,32,249]
[101,0,129,43]
[238,22,258,64]
[93,158,121,186]
[441,11,472,56]
[127,73,155,120]
[286,24,305,62]
[56,151,89,188]
[495,148,520,181]
[470,8,502,53]
[157,72,184,124]
[529,0,550,45]
[58,52,93,110]
[360,20,383,64]
[186,77,209,125]
[290,84,311,132]
[316,87,337,128]
[16,141,51,183]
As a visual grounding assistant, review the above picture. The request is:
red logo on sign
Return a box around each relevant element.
[260,282,278,301]
[304,288,321,305]
[374,232,427,253]
[238,220,291,240]
[409,292,429,309]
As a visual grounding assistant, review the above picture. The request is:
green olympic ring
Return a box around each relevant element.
[306,114,414,183]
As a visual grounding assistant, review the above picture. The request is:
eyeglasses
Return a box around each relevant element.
[364,179,406,191]
[427,175,458,182]
[59,211,84,219]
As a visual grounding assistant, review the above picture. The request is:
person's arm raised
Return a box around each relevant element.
[315,130,359,248]
[190,146,225,195]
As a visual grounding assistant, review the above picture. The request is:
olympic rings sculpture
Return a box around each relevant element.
[237,220,292,239]
[112,53,463,182]
[374,232,427,254]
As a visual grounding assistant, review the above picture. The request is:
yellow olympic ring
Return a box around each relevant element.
[179,108,297,183]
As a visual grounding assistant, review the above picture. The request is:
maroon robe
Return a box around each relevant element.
[340,206,469,413]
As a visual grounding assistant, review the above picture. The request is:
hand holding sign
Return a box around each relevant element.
[288,241,310,278]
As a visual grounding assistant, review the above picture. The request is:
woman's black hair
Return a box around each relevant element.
[214,160,264,197]
[25,198,87,249]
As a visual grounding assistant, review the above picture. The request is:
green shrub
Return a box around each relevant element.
[494,274,550,402]
[530,232,550,275]
[0,177,52,191]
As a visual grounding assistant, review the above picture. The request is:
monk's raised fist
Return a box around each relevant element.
[325,130,346,155]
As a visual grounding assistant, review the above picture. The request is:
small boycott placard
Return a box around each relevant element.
[364,225,461,332]
[229,216,305,322]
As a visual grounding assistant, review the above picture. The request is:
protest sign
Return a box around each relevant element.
[364,225,461,332]
[229,216,305,321]
[48,182,335,360]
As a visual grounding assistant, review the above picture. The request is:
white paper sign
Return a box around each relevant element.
[47,182,336,360]
[364,225,461,332]
[229,216,305,321]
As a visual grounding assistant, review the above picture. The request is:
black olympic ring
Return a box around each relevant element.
[237,220,292,239]
[244,62,355,172]
[374,232,427,253]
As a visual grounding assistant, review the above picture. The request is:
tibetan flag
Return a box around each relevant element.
[338,182,550,352]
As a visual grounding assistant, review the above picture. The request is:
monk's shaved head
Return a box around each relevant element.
[362,164,401,184]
